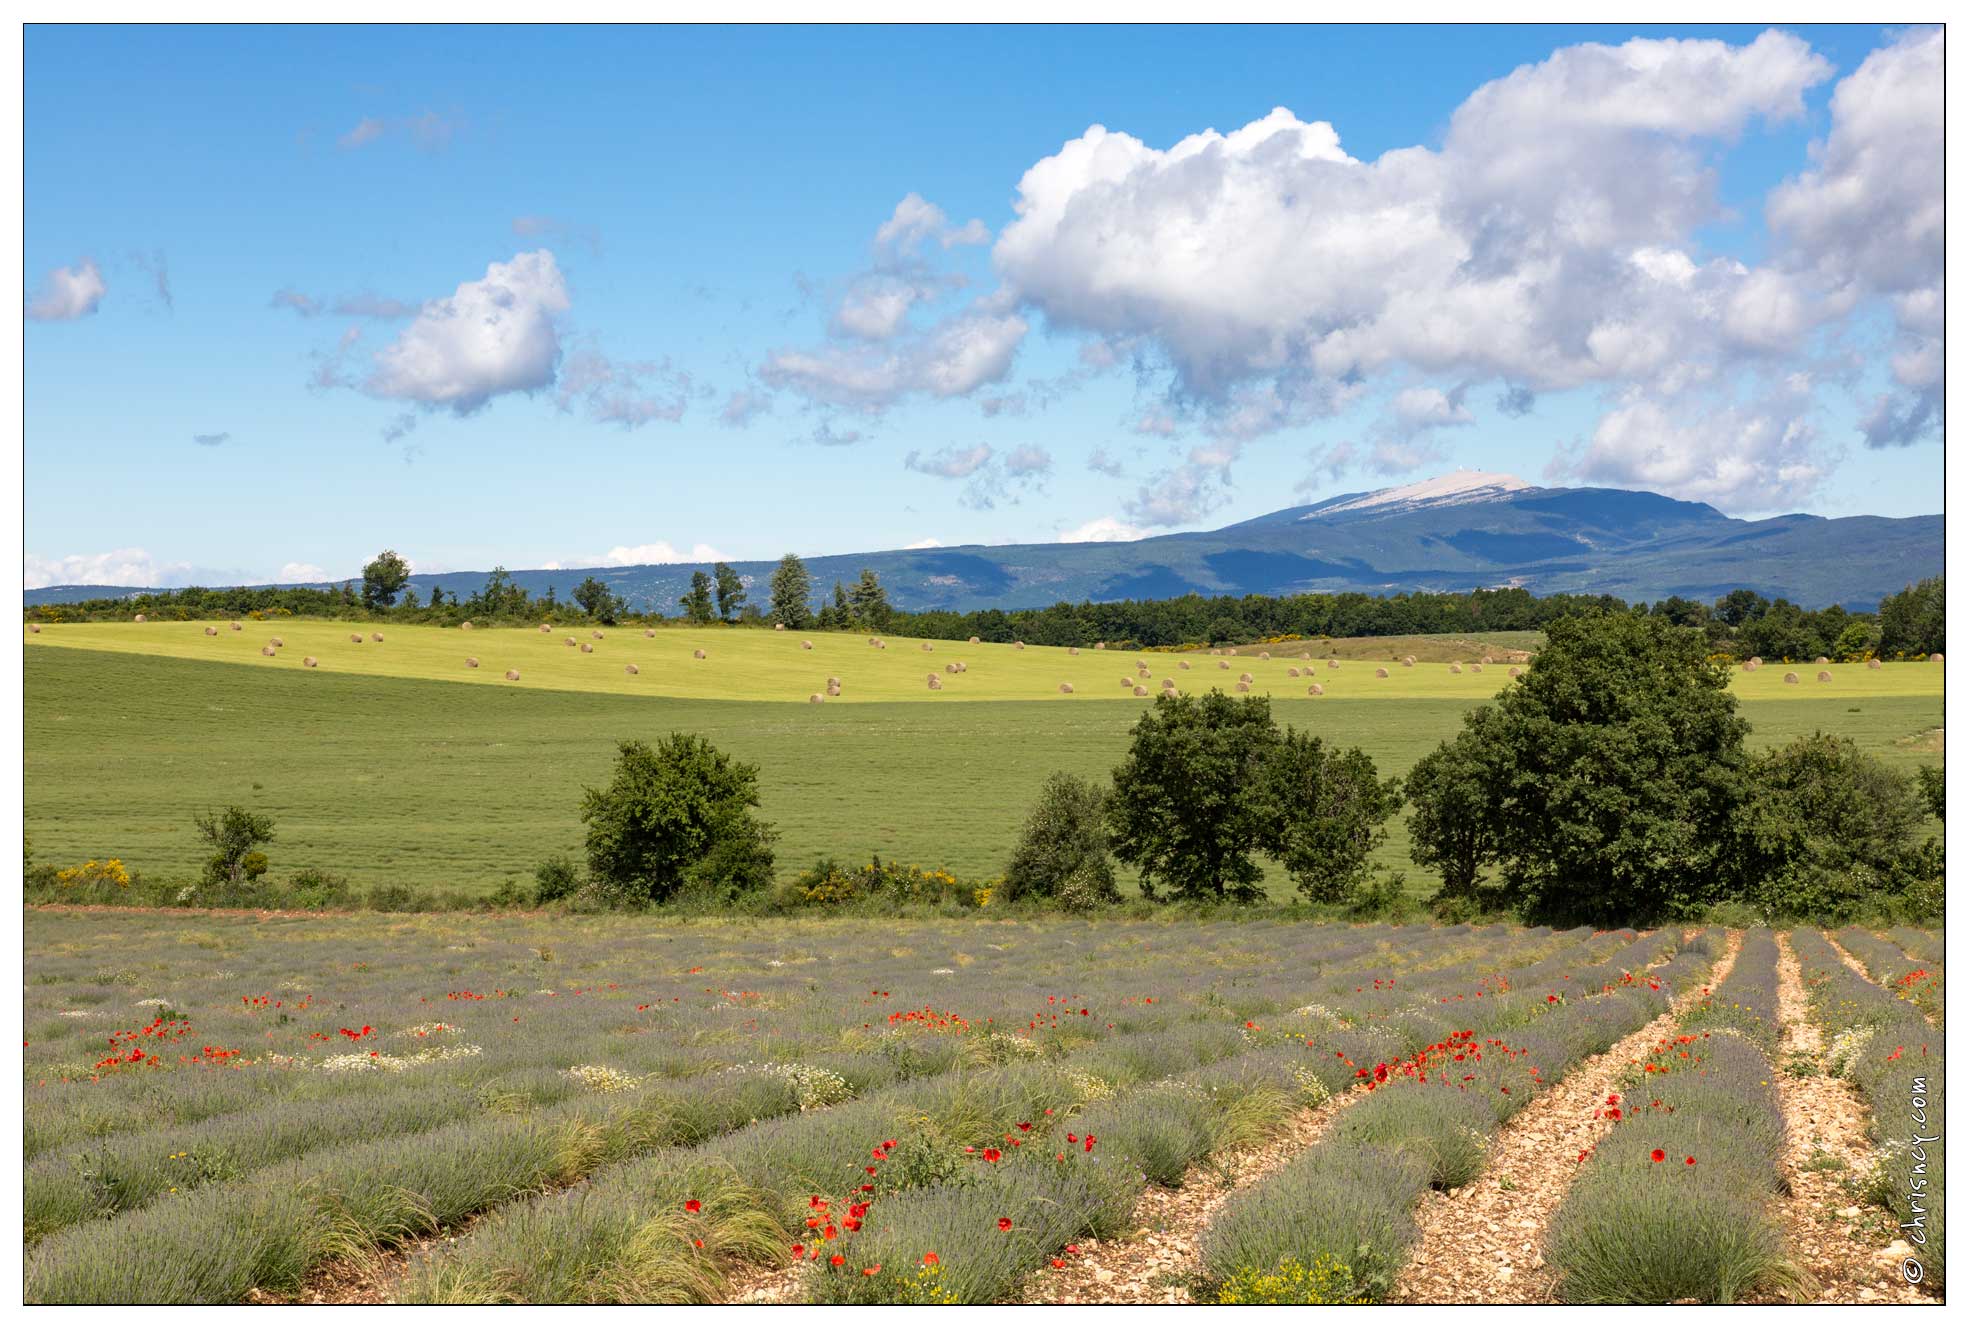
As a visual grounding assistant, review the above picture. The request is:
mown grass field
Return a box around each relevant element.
[24,624,1943,894]
[21,912,1942,1304]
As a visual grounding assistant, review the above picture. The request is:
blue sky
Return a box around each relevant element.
[24,23,1943,587]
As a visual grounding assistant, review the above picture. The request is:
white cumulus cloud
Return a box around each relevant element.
[26,258,107,321]
[366,250,570,414]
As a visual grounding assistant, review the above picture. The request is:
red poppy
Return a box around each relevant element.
[831,1254,846,1267]
[693,1238,704,1249]
[1065,1244,1080,1254]
[862,1266,881,1276]
[924,1253,939,1265]
[791,1243,805,1257]
[1685,1156,1696,1166]
[1650,1149,1666,1163]
[984,1148,1002,1162]
[883,1140,897,1150]
[1052,1259,1066,1269]
[1084,1135,1096,1152]
[684,1199,702,1213]
[998,1217,1013,1231]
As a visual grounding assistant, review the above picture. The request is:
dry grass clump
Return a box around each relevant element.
[1375,667,1390,678]
[505,669,520,681]
[692,648,707,659]
[465,657,480,668]
[350,634,365,644]
[624,663,639,675]
[580,642,594,653]
[204,626,218,636]
[1783,671,1800,684]
[1058,682,1074,693]
[1132,684,1148,696]
[260,646,276,657]
[1235,680,1251,692]
[1867,658,1883,670]
[1816,670,1832,682]
[303,656,318,668]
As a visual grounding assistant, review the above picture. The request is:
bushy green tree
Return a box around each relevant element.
[1108,691,1282,903]
[1732,732,1928,919]
[1263,728,1400,903]
[360,549,411,609]
[1918,764,1944,822]
[579,735,774,904]
[713,562,747,622]
[1877,576,1944,657]
[1419,613,1750,924]
[1002,772,1118,907]
[769,553,814,629]
[193,805,277,888]
[572,576,625,624]
[1403,724,1505,907]
[678,570,715,624]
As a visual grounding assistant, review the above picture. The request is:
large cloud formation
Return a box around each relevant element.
[366,251,571,413]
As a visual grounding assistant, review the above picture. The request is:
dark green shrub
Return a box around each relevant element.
[193,806,276,890]
[579,735,775,906]
[285,868,353,909]
[1002,773,1116,906]
[532,854,582,904]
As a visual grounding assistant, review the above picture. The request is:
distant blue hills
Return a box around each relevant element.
[26,473,1942,613]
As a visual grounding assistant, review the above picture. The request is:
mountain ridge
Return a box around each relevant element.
[25,476,1943,613]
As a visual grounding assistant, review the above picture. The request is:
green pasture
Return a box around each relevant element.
[23,627,1944,897]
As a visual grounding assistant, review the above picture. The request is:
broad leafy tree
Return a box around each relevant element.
[713,562,747,622]
[360,549,411,609]
[580,735,772,904]
[572,575,625,624]
[678,570,715,624]
[1264,728,1400,902]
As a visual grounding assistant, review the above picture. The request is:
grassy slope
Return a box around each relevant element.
[24,628,1944,898]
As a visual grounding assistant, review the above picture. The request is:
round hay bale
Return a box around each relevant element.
[1235,680,1251,692]
[204,626,218,636]
[1138,666,1151,678]
[625,663,639,675]
[505,669,520,681]
[1481,656,1493,665]
[868,636,879,645]
[927,672,940,684]
[1121,677,1135,688]
[1815,656,1829,665]
[466,657,480,668]
[1218,660,1231,670]
[1059,682,1074,694]
[1287,667,1301,678]
[1508,666,1522,678]
[580,642,594,653]
[303,656,318,668]
[774,623,786,631]
[1817,670,1833,683]
[1867,658,1883,670]
[968,636,981,644]
[945,662,959,674]
[260,645,276,657]
[802,640,814,650]
[1328,659,1339,669]
[693,648,707,660]
[1449,664,1462,674]
[1161,677,1175,689]
[1931,653,1945,664]
[826,684,841,696]
[827,676,841,688]
[593,630,604,640]
[1069,647,1080,656]
[1014,641,1025,650]
[565,637,578,647]
[955,661,967,672]
[1469,663,1482,673]
[1179,660,1191,670]
[28,624,39,633]
[1740,660,1756,673]
[1259,651,1271,660]
[1095,641,1106,650]
[928,676,943,691]
[644,629,655,638]
[1403,655,1416,666]
[461,620,473,630]
[1308,683,1324,696]
[134,613,146,623]
[371,632,384,642]
[350,634,364,644]
[809,692,824,703]
[1375,667,1390,679]
[1783,671,1800,684]
[1748,655,1763,667]
[1238,672,1253,684]
[270,636,284,647]
[1209,648,1221,656]
[230,621,242,631]
[922,642,933,652]
[1132,685,1148,697]
[541,624,553,633]
[1299,652,1311,661]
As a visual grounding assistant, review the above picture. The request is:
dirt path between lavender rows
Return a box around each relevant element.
[1825,931,1940,1028]
[1389,931,1740,1305]
[1754,933,1937,1304]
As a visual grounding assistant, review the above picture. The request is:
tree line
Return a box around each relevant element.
[26,547,1944,660]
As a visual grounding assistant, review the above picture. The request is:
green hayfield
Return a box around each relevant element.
[24,625,1944,897]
